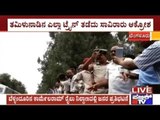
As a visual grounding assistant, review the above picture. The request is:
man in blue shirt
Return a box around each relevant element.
[113,41,160,93]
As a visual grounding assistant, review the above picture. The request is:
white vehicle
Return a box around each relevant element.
[0,84,20,94]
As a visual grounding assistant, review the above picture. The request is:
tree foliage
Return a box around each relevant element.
[0,73,27,93]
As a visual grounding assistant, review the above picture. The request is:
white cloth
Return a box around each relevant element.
[61,79,71,94]
[105,60,137,94]
[93,64,106,82]
[92,64,108,94]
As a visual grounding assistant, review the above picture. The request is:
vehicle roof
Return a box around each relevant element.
[0,84,7,88]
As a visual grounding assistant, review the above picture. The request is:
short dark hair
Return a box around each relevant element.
[99,49,108,55]
[57,73,66,81]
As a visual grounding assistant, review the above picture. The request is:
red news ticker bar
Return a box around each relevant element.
[128,32,150,41]
[0,15,160,31]
[6,94,129,105]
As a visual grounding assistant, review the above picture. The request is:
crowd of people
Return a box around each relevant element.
[48,40,160,94]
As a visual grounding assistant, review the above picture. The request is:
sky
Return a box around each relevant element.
[0,32,52,94]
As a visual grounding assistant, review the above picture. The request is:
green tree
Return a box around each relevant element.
[0,73,27,93]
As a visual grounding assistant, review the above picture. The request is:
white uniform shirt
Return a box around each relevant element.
[73,70,93,94]
[92,64,108,94]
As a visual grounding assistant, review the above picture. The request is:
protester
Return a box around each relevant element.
[113,41,160,93]
[83,49,109,93]
[61,68,75,94]
[72,64,94,94]
[88,46,138,94]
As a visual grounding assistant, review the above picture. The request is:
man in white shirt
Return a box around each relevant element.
[72,64,94,94]
[61,68,75,94]
[88,46,137,94]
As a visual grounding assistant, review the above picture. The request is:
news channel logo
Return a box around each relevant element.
[131,94,152,105]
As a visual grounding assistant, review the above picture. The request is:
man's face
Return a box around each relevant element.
[55,82,60,88]
[88,64,93,72]
[66,70,74,79]
[97,53,107,64]
[77,64,84,72]
[110,46,119,59]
